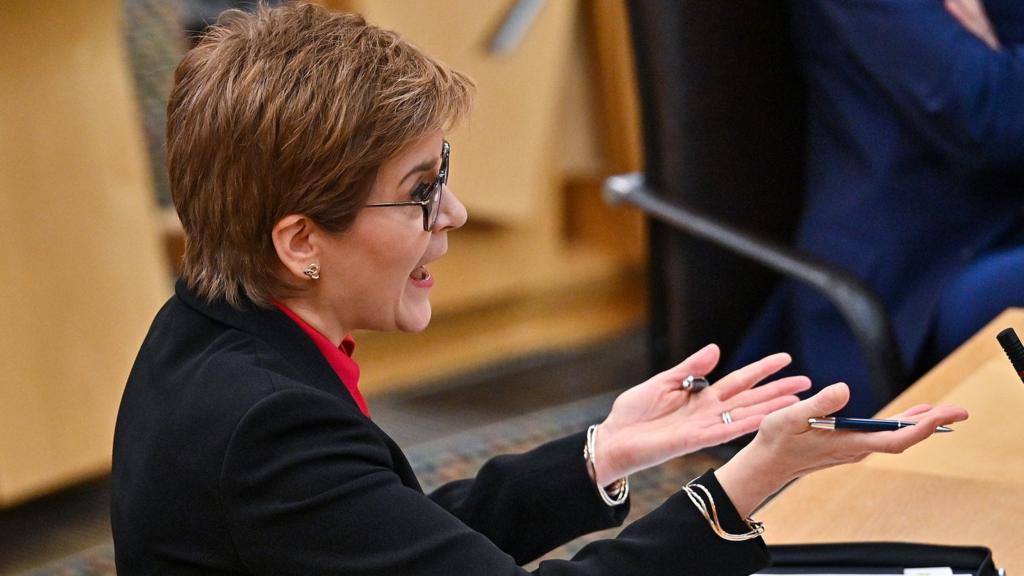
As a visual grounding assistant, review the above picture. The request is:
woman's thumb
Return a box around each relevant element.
[790,383,850,424]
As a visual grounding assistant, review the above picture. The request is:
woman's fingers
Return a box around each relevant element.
[660,344,721,389]
[886,403,932,420]
[778,382,851,432]
[893,405,969,428]
[857,416,943,454]
[851,406,970,455]
[713,352,793,401]
[690,391,802,436]
[728,375,810,409]
[727,394,802,423]
[693,413,765,447]
[917,405,969,425]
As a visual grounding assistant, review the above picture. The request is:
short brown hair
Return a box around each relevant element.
[167,2,474,308]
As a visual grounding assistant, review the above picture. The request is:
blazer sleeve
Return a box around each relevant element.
[426,431,630,564]
[813,0,1024,171]
[219,388,770,576]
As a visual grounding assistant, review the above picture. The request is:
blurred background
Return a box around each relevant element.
[4,0,1019,573]
[0,1,648,572]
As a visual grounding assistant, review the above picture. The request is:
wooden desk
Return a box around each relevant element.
[758,308,1024,572]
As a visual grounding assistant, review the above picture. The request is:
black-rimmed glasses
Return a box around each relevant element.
[365,140,450,231]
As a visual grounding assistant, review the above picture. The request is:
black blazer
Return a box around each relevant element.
[111,280,769,575]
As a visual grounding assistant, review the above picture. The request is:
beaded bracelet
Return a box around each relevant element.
[583,424,629,507]
[681,481,765,541]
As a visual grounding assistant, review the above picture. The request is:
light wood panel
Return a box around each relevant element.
[357,261,646,395]
[589,0,644,173]
[760,465,1024,562]
[863,359,1024,483]
[0,0,170,505]
[758,308,1024,572]
[329,0,581,226]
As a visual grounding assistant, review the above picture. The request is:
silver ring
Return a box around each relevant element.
[721,411,733,425]
[681,375,710,392]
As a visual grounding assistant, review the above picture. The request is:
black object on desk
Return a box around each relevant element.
[763,542,1001,575]
[997,327,1024,384]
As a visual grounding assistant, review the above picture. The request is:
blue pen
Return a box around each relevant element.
[808,417,954,433]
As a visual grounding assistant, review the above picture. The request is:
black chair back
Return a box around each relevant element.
[628,0,806,372]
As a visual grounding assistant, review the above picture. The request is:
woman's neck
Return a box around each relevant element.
[274,297,347,346]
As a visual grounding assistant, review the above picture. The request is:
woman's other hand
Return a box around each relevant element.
[592,345,810,486]
[716,383,969,518]
[946,0,1001,49]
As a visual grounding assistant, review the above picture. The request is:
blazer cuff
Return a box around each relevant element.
[560,430,631,528]
[569,467,769,575]
[698,468,760,535]
[674,468,770,571]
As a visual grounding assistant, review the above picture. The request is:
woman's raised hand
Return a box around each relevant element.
[715,383,969,518]
[592,344,810,486]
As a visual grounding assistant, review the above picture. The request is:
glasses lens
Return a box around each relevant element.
[440,141,450,186]
[426,141,450,231]
[426,182,443,231]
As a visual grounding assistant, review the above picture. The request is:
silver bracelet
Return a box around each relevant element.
[681,481,764,542]
[583,424,629,507]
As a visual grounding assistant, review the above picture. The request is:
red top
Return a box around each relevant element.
[273,301,370,418]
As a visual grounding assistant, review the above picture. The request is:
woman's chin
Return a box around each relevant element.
[395,304,432,333]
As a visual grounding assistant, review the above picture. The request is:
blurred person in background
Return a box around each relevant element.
[731,0,1024,416]
[110,3,967,574]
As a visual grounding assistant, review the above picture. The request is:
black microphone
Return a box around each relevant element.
[996,327,1024,384]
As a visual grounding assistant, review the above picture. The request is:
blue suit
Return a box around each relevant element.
[732,0,1024,415]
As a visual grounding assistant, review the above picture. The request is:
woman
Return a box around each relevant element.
[111,4,967,574]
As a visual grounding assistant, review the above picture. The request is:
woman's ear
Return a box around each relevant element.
[271,214,319,282]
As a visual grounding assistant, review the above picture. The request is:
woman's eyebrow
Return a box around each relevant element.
[399,158,439,186]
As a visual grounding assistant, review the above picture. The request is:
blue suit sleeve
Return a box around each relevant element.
[814,0,1024,170]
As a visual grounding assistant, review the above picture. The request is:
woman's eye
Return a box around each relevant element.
[411,181,432,201]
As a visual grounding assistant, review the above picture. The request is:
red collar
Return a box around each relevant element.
[272,301,370,418]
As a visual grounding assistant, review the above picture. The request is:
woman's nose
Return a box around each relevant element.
[435,184,468,231]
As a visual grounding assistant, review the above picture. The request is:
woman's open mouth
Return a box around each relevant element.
[409,265,433,288]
